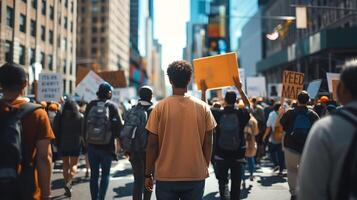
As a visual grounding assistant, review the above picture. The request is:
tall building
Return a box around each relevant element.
[257,0,357,89]
[0,0,77,95]
[77,0,130,73]
[151,39,165,98]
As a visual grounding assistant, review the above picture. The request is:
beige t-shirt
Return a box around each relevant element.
[146,95,217,181]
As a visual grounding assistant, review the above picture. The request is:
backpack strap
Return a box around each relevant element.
[16,103,43,119]
[333,107,357,200]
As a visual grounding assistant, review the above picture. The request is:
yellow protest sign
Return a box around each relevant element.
[332,79,340,101]
[193,52,239,90]
[281,70,305,100]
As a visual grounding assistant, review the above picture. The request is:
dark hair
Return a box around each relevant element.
[297,90,310,104]
[63,100,79,118]
[167,61,193,88]
[0,62,27,91]
[341,66,357,98]
[139,86,153,101]
[225,91,237,105]
[273,103,281,111]
[96,82,113,100]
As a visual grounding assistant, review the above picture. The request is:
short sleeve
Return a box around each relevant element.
[266,113,274,128]
[205,105,217,132]
[35,109,55,141]
[145,105,159,135]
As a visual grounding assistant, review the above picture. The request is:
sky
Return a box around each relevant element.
[154,0,189,70]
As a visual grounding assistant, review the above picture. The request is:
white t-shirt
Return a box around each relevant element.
[266,111,280,144]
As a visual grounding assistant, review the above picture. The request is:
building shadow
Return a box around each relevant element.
[113,182,134,198]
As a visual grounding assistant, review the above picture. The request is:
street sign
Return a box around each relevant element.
[75,71,105,103]
[37,73,63,102]
[281,70,304,100]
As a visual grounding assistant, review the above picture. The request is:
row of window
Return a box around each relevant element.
[26,0,74,15]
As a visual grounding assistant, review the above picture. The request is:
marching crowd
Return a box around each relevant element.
[0,61,356,200]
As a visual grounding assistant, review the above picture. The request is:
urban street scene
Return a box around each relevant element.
[0,0,357,200]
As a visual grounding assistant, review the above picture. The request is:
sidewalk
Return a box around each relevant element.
[51,157,290,200]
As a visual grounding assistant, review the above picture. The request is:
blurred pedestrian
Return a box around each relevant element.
[84,82,123,200]
[144,61,216,200]
[298,66,357,200]
[53,100,84,197]
[244,113,259,181]
[279,91,319,200]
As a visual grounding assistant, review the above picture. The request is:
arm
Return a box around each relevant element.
[263,127,271,141]
[203,130,214,166]
[200,80,208,102]
[36,139,53,199]
[145,133,159,192]
[233,76,250,107]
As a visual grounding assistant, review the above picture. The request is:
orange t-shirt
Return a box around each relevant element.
[146,95,217,181]
[0,99,55,200]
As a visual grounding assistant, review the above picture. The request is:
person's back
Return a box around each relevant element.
[298,66,357,200]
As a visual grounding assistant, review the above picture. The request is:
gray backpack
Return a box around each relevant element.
[218,112,241,151]
[86,101,112,145]
[121,105,148,152]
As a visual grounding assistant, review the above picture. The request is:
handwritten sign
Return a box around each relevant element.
[281,71,304,100]
[193,52,239,90]
[111,87,137,105]
[37,73,63,102]
[75,71,105,102]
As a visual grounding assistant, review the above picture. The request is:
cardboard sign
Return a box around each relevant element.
[246,77,266,97]
[99,70,127,88]
[111,87,137,105]
[75,71,105,102]
[193,52,239,90]
[268,83,283,98]
[76,66,91,86]
[281,71,304,100]
[332,80,340,101]
[326,73,340,93]
[37,73,63,102]
[306,79,322,99]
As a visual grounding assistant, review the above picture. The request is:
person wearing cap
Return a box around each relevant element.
[0,63,55,200]
[83,82,123,200]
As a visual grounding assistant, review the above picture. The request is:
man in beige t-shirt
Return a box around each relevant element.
[145,61,217,200]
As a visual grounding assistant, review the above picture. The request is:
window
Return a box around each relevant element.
[19,45,26,65]
[6,7,14,27]
[49,31,54,44]
[101,17,105,23]
[40,52,45,67]
[92,37,97,43]
[31,0,37,9]
[19,14,26,32]
[41,26,46,41]
[63,80,66,94]
[101,6,106,12]
[71,1,74,13]
[50,6,54,19]
[100,26,105,32]
[48,55,53,71]
[22,0,27,2]
[100,37,105,43]
[65,0,68,8]
[92,27,97,33]
[30,20,36,37]
[92,17,97,23]
[92,3,99,12]
[5,41,12,63]
[81,7,86,13]
[91,48,97,54]
[29,48,36,64]
[63,60,67,73]
[69,62,73,75]
[64,17,68,29]
[70,22,73,32]
[41,0,46,15]
[69,80,73,94]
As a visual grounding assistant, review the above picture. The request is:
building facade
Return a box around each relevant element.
[77,0,130,73]
[0,0,77,95]
[257,0,357,92]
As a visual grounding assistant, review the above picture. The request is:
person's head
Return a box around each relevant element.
[224,91,237,105]
[297,90,310,105]
[167,61,193,89]
[139,86,153,102]
[338,66,357,105]
[63,100,79,116]
[96,82,113,100]
[0,63,27,94]
[273,103,281,112]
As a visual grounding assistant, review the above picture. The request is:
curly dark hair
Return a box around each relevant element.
[167,61,193,88]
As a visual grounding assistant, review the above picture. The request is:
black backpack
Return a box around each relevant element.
[218,111,241,151]
[333,107,357,200]
[0,103,42,199]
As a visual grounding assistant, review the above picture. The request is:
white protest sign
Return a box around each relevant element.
[268,83,283,98]
[75,71,105,102]
[307,79,322,99]
[326,73,340,93]
[246,77,266,97]
[112,87,137,105]
[37,73,63,102]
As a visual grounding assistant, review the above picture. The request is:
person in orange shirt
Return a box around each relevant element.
[0,63,55,200]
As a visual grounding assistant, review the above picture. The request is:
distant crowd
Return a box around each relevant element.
[0,61,356,200]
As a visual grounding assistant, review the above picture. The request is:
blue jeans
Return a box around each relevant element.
[247,157,255,176]
[269,143,285,172]
[88,146,113,200]
[156,180,205,200]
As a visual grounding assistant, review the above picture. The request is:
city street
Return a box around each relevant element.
[51,157,290,200]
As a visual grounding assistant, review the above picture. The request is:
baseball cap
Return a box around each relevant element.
[98,82,113,94]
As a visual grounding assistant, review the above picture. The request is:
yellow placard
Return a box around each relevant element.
[193,52,239,90]
[332,79,340,101]
[281,70,305,100]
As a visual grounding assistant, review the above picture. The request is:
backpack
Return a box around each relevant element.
[334,107,357,200]
[218,112,241,151]
[86,101,112,145]
[284,109,312,153]
[0,103,41,198]
[121,105,148,152]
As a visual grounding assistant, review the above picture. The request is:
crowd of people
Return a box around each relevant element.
[0,61,356,200]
